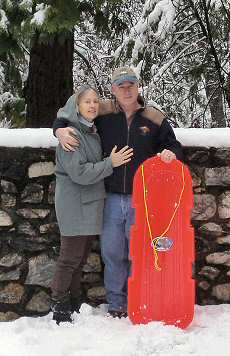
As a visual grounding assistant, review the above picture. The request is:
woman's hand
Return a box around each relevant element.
[110,145,133,167]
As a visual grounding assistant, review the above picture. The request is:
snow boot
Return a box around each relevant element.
[51,294,73,325]
[70,296,81,313]
[107,309,127,319]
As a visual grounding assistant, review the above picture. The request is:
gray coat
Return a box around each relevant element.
[55,95,113,236]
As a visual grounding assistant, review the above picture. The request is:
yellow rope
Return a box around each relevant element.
[141,162,185,271]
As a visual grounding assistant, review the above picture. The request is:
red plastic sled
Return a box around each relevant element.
[128,156,195,329]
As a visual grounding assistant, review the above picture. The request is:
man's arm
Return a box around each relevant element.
[53,115,79,152]
[53,98,79,152]
[53,98,116,152]
[157,119,183,163]
[143,107,183,163]
[53,116,68,135]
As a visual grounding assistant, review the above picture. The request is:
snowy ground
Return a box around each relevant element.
[0,304,230,356]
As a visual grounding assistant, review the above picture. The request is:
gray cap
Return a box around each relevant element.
[111,67,138,86]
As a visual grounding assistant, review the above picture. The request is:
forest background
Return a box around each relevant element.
[0,0,229,129]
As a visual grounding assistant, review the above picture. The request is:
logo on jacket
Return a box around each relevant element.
[139,126,150,135]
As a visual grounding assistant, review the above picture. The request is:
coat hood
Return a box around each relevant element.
[57,94,80,127]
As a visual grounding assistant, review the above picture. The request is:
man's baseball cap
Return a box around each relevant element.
[111,66,138,86]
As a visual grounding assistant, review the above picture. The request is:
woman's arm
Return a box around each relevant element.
[57,145,113,185]
[57,137,133,185]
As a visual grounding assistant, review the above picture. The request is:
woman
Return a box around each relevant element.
[51,85,133,325]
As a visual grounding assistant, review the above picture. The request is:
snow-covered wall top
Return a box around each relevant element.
[0,128,58,148]
[0,128,229,148]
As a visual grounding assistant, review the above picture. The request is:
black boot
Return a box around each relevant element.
[51,294,73,325]
[107,310,128,319]
[70,296,80,313]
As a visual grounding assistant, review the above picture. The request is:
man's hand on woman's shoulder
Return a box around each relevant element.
[56,127,79,152]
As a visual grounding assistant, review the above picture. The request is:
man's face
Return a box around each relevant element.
[111,81,139,107]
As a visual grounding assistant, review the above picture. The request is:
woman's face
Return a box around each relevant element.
[78,89,99,122]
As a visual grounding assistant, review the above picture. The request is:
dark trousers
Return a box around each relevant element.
[51,235,94,299]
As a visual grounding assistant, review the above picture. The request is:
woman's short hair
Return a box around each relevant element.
[75,85,99,104]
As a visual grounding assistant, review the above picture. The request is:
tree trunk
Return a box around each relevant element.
[225,73,230,111]
[25,31,74,128]
[205,77,226,128]
[204,55,226,127]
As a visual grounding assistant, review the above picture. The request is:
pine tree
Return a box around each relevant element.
[0,0,129,127]
[0,0,27,126]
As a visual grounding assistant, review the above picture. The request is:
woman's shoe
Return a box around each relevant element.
[51,295,73,325]
[70,296,80,313]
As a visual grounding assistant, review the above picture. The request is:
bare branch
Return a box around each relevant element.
[74,48,104,96]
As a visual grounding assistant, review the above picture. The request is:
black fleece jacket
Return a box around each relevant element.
[53,107,183,195]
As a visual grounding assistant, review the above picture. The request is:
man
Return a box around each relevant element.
[53,66,183,318]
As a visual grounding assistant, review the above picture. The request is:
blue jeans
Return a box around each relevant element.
[100,193,135,311]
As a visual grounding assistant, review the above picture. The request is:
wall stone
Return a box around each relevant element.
[0,283,24,304]
[25,291,51,313]
[205,167,230,186]
[0,311,19,322]
[206,251,230,266]
[28,162,55,178]
[218,191,230,219]
[25,254,56,288]
[0,145,230,319]
[0,210,13,226]
[198,223,223,237]
[0,253,22,268]
[212,283,230,302]
[192,194,217,221]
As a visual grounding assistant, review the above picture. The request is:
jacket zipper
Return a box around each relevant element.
[123,115,132,193]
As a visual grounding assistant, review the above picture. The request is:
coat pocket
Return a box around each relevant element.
[80,182,106,203]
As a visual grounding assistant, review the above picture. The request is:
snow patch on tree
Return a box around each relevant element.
[31,4,50,27]
[0,9,8,31]
[19,0,33,11]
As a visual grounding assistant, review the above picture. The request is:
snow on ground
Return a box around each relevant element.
[0,304,230,356]
[0,127,230,148]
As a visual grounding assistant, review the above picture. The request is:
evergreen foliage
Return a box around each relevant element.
[115,0,230,127]
[0,0,229,127]
[0,0,131,126]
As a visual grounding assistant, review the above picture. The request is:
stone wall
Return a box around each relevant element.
[184,147,230,305]
[0,146,230,321]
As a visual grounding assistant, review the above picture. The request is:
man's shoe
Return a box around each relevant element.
[51,295,73,325]
[107,310,128,319]
[53,311,73,325]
